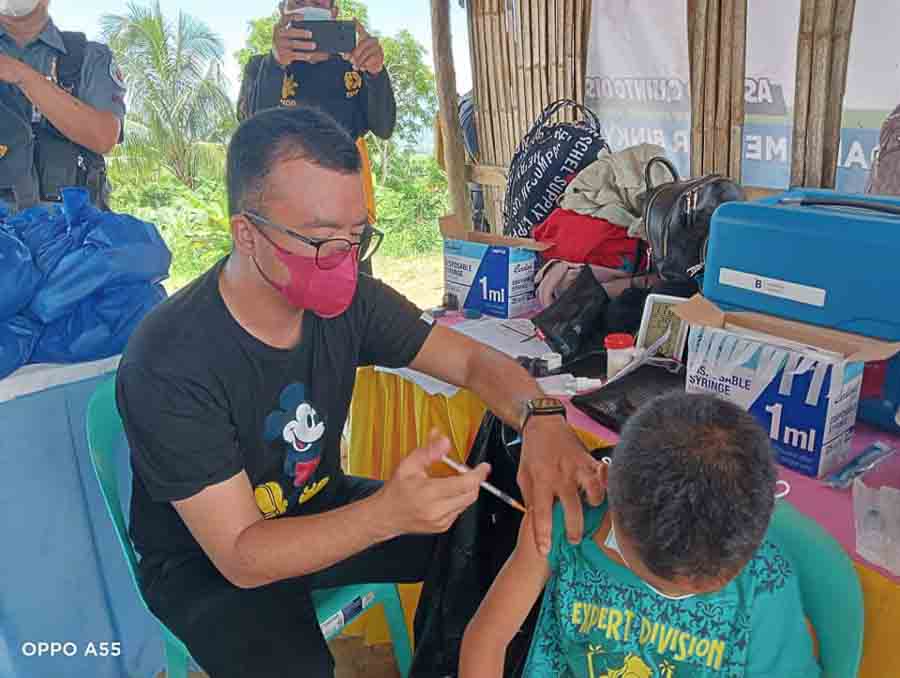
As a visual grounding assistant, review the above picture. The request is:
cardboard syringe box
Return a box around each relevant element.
[675,295,900,478]
[439,216,549,319]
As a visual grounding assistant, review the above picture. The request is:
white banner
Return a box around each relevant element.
[585,0,692,178]
[586,0,900,191]
[839,0,900,191]
[742,0,801,189]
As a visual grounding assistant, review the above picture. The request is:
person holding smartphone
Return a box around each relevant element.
[238,0,395,275]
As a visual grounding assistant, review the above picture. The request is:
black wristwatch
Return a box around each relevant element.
[521,397,567,432]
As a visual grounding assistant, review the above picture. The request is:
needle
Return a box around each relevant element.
[441,455,527,513]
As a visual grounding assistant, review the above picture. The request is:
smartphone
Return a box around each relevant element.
[290,20,357,54]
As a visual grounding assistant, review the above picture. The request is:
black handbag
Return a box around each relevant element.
[504,99,609,238]
[642,156,744,281]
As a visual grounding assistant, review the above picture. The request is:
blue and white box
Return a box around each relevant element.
[676,296,900,478]
[440,216,547,319]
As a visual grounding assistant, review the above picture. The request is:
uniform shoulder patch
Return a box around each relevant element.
[109,59,126,90]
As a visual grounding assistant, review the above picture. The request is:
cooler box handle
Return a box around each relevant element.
[780,196,900,217]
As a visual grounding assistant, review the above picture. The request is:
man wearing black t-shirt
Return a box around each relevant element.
[117,106,605,678]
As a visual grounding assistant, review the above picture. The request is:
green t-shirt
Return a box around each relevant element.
[522,504,821,678]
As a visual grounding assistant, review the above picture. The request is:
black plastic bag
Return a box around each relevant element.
[531,266,611,360]
[411,413,538,678]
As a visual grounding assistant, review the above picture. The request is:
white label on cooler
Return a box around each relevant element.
[719,268,827,308]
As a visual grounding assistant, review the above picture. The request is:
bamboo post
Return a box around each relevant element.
[791,0,816,186]
[521,0,536,128]
[822,0,856,187]
[714,0,735,175]
[511,0,527,141]
[690,0,710,177]
[431,0,472,228]
[702,0,721,175]
[729,0,748,181]
[549,0,560,108]
[576,0,588,105]
[805,0,837,188]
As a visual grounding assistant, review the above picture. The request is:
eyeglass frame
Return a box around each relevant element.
[243,210,383,270]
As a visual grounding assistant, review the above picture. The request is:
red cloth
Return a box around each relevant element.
[534,208,646,272]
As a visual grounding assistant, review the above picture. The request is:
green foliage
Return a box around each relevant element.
[103,0,446,290]
[101,1,236,189]
[374,153,447,257]
[234,0,438,184]
[109,167,232,287]
[235,0,371,69]
[379,31,437,150]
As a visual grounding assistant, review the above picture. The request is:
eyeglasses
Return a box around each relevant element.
[245,211,384,271]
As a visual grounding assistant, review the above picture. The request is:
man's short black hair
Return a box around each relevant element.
[607,392,777,582]
[227,106,361,217]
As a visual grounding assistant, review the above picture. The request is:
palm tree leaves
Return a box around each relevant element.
[101,1,235,188]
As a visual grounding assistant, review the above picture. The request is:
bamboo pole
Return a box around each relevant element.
[822,0,856,187]
[472,1,496,164]
[562,0,572,116]
[490,0,512,165]
[691,0,710,177]
[576,0,587,105]
[501,1,518,159]
[805,0,837,187]
[431,0,472,227]
[511,0,527,141]
[557,0,569,106]
[467,2,490,162]
[479,1,503,167]
[702,0,721,175]
[547,0,558,112]
[729,0,748,181]
[791,0,816,186]
[714,0,735,175]
[521,0,535,129]
[534,0,548,114]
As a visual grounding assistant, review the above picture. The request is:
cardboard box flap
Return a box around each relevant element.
[672,295,726,328]
[439,215,551,251]
[674,295,900,362]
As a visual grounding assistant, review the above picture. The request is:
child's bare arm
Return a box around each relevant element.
[459,513,552,678]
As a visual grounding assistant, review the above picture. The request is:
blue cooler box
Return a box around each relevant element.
[704,189,900,433]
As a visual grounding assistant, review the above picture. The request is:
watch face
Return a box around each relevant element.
[531,397,565,413]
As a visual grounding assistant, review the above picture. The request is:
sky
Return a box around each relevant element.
[50,0,474,99]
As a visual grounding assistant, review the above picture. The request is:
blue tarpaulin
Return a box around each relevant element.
[0,188,171,379]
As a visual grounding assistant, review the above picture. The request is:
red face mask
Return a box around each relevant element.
[255,232,359,319]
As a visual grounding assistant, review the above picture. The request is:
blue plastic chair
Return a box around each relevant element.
[86,377,412,677]
[769,501,865,678]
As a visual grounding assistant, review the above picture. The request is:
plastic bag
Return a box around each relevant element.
[29,189,171,324]
[411,413,534,678]
[0,315,42,380]
[32,283,166,364]
[0,226,42,320]
[531,265,611,359]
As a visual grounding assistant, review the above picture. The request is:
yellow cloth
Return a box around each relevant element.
[344,367,608,648]
[357,137,377,225]
[346,368,900,677]
[857,563,900,676]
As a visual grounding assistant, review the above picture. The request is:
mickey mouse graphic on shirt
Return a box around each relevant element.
[254,383,330,519]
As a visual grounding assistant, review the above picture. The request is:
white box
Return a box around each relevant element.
[440,216,547,319]
[676,296,900,478]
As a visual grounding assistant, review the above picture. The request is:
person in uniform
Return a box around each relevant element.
[238,0,395,274]
[0,0,126,212]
